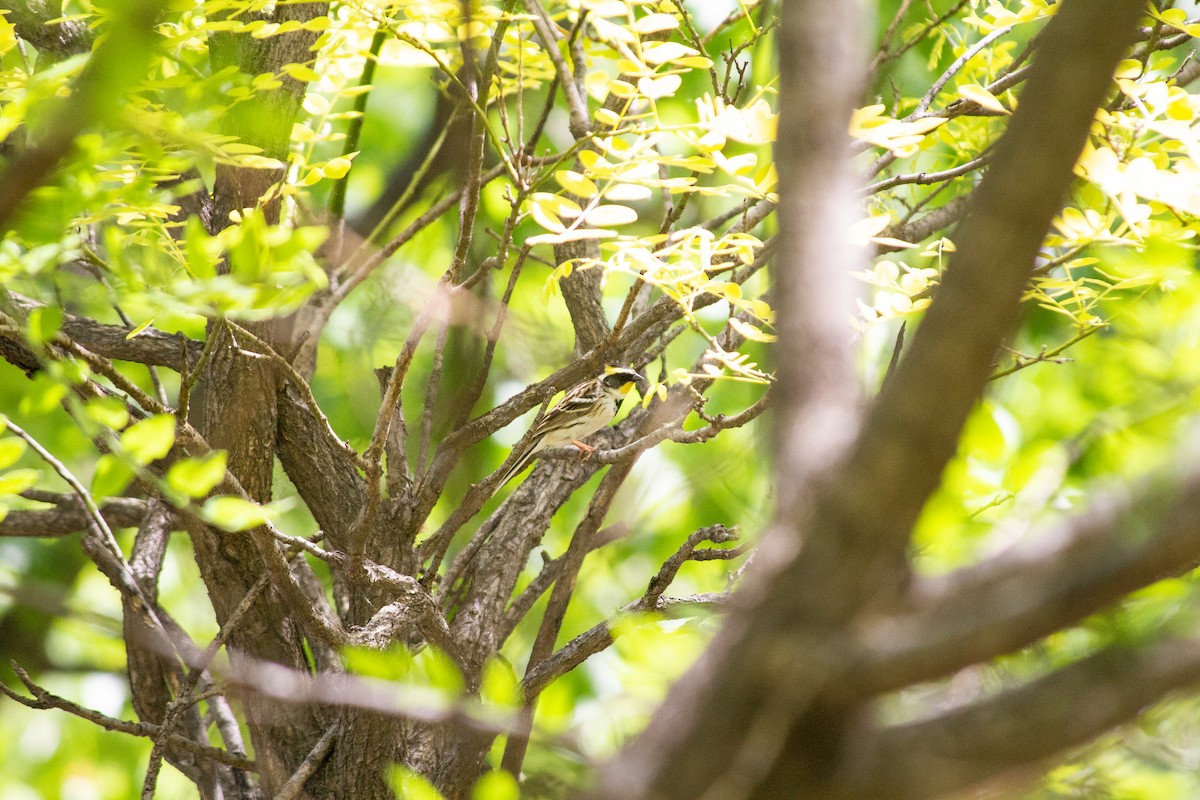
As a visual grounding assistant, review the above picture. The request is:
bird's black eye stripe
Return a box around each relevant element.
[602,371,641,389]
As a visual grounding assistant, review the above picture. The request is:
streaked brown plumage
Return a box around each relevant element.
[497,367,645,487]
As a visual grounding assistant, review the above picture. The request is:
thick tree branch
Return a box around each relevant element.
[7,294,204,369]
[843,0,1143,574]
[0,496,147,537]
[593,3,1145,800]
[828,639,1200,800]
[857,453,1200,697]
[1,0,91,55]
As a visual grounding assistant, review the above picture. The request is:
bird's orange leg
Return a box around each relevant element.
[570,440,595,460]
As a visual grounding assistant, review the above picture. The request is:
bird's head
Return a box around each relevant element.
[601,367,647,397]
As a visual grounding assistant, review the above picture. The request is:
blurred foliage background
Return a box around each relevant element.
[5,0,1200,797]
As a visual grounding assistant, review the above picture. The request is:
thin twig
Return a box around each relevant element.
[141,570,272,799]
[864,153,990,196]
[1,663,255,772]
[913,24,1017,116]
[522,0,590,138]
[989,324,1104,381]
[501,458,635,775]
[274,722,340,800]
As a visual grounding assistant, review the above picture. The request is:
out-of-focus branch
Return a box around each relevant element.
[828,639,1200,800]
[592,2,1145,799]
[0,0,159,232]
[840,0,1143,576]
[0,663,256,772]
[0,496,148,537]
[855,449,1200,697]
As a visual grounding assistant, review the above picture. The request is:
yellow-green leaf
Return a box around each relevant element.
[85,396,131,431]
[595,107,622,127]
[605,183,653,202]
[91,454,135,500]
[480,658,520,709]
[555,170,598,198]
[637,73,682,99]
[27,306,63,346]
[0,438,25,471]
[472,770,519,800]
[583,204,638,227]
[126,318,155,339]
[526,228,618,245]
[322,156,354,179]
[281,63,321,82]
[641,42,695,66]
[167,451,228,499]
[958,83,1008,114]
[202,496,271,532]
[121,414,176,465]
[389,766,445,800]
[0,468,40,496]
[634,12,679,34]
[606,79,638,99]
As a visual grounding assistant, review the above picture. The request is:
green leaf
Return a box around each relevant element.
[120,414,176,464]
[185,215,219,279]
[166,451,228,499]
[471,770,519,800]
[26,305,63,346]
[92,454,135,500]
[420,646,465,694]
[85,396,131,431]
[388,766,445,800]
[0,437,26,470]
[19,373,68,416]
[480,658,520,709]
[201,495,271,532]
[0,468,41,496]
[344,643,416,681]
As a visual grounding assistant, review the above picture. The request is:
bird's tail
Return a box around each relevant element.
[496,443,539,489]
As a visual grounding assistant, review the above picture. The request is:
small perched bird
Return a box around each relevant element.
[497,367,646,487]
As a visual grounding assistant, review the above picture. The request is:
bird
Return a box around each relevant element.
[496,366,646,487]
